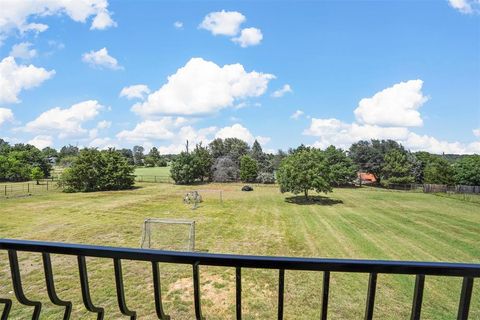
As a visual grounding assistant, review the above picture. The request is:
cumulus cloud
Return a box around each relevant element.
[28,135,53,149]
[131,57,274,117]
[199,10,246,36]
[116,117,189,142]
[0,0,116,44]
[303,80,480,154]
[448,0,480,13]
[272,84,293,98]
[119,84,150,100]
[0,56,55,104]
[82,47,122,70]
[97,120,111,129]
[174,21,183,29]
[24,100,104,138]
[473,128,480,137]
[215,123,270,145]
[290,110,304,119]
[0,108,14,126]
[10,42,37,60]
[232,27,263,47]
[354,80,427,127]
[89,137,116,149]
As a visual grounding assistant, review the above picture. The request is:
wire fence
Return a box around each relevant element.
[384,183,480,195]
[1,180,62,198]
[134,175,173,183]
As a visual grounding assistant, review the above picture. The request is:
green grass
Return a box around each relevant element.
[134,166,171,177]
[0,184,479,319]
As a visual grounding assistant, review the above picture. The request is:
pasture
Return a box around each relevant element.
[0,183,479,319]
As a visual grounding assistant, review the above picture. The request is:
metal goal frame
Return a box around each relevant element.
[140,218,195,251]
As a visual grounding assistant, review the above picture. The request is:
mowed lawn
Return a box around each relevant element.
[0,183,479,319]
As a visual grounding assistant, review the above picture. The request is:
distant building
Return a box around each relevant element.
[358,172,376,184]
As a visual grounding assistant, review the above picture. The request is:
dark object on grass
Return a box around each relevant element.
[242,185,253,191]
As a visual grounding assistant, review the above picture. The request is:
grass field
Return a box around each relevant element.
[0,183,479,319]
[134,166,171,177]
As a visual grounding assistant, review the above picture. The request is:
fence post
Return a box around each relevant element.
[46,181,49,191]
[27,183,30,194]
[154,176,157,183]
[4,185,6,196]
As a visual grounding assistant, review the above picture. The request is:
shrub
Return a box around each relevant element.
[257,172,275,184]
[240,155,258,182]
[170,152,199,184]
[30,167,44,185]
[212,156,239,182]
[59,148,135,192]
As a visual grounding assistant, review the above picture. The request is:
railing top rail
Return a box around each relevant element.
[1,239,479,277]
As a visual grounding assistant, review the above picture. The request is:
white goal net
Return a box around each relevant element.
[140,218,195,251]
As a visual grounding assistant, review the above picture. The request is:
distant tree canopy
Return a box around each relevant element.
[454,155,480,186]
[60,149,135,192]
[324,146,357,186]
[170,151,200,184]
[240,155,258,182]
[380,149,414,185]
[0,141,52,182]
[277,148,332,199]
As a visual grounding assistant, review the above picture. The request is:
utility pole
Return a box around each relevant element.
[185,140,189,153]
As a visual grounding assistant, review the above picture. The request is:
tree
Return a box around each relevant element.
[212,156,239,182]
[271,150,287,171]
[193,143,213,182]
[349,139,404,183]
[277,148,332,199]
[41,147,58,160]
[60,148,135,192]
[119,148,135,165]
[223,138,250,164]
[251,139,272,173]
[170,152,199,184]
[423,156,454,185]
[324,145,357,186]
[147,147,162,166]
[454,155,480,186]
[59,145,79,159]
[133,145,144,166]
[240,155,258,182]
[208,138,226,159]
[31,167,44,185]
[381,149,414,185]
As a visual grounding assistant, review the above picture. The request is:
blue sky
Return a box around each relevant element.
[0,0,479,154]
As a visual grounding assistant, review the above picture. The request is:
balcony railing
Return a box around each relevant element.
[0,239,478,320]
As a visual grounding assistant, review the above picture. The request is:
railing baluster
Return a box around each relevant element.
[42,253,72,320]
[8,250,42,319]
[321,271,330,320]
[193,262,205,320]
[77,256,104,320]
[236,267,242,320]
[410,274,425,320]
[364,272,377,320]
[113,258,136,319]
[151,262,170,320]
[0,298,12,320]
[278,269,285,320]
[457,277,474,320]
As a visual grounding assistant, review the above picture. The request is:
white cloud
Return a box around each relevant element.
[448,0,480,13]
[82,48,122,70]
[0,0,116,44]
[0,56,55,104]
[199,10,245,36]
[90,9,117,30]
[10,42,37,60]
[97,120,111,129]
[291,110,304,119]
[174,21,183,29]
[116,117,189,142]
[24,100,104,138]
[119,84,150,100]
[28,135,52,149]
[272,84,293,98]
[473,128,480,137]
[303,80,480,154]
[232,27,263,47]
[215,123,270,145]
[132,57,274,117]
[354,79,427,127]
[0,108,14,126]
[89,137,116,149]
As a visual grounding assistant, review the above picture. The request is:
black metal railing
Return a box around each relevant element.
[0,239,478,320]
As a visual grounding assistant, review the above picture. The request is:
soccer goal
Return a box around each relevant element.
[140,218,195,251]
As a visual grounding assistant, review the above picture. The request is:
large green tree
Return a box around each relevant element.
[240,155,259,182]
[324,145,358,186]
[170,152,200,184]
[277,148,332,199]
[454,155,480,186]
[193,143,213,182]
[381,149,414,185]
[60,148,135,192]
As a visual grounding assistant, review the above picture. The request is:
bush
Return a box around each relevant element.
[170,152,199,184]
[454,155,480,186]
[212,156,239,182]
[240,155,258,182]
[257,172,275,184]
[59,148,135,192]
[30,167,44,184]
